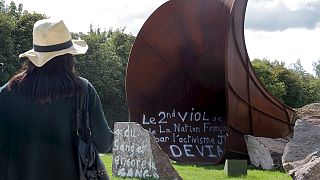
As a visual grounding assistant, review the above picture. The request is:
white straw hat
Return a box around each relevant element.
[19,19,88,67]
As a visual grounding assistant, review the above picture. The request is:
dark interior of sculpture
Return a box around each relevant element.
[126,0,295,164]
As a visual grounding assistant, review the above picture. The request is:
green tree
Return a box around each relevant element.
[0,11,15,84]
[13,12,46,54]
[274,66,304,108]
[0,0,5,12]
[7,1,22,18]
[0,2,45,85]
[251,59,286,102]
[107,28,135,67]
[300,74,320,104]
[252,58,320,108]
[290,59,306,76]
[289,59,320,106]
[74,28,135,128]
[312,59,320,78]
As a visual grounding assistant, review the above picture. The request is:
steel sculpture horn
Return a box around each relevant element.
[126,0,295,164]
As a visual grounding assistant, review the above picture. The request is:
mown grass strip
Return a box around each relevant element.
[100,154,291,180]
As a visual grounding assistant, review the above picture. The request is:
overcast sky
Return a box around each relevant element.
[5,0,320,74]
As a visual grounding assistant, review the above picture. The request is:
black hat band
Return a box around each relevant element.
[33,40,73,52]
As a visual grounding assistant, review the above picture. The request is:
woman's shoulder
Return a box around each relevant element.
[0,82,9,94]
[79,77,93,88]
[0,83,12,106]
[78,77,97,95]
[78,77,103,108]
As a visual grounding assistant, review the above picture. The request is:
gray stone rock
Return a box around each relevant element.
[112,122,182,180]
[244,135,288,170]
[282,119,320,180]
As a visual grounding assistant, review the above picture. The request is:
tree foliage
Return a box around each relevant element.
[275,65,303,107]
[251,59,320,108]
[0,11,15,82]
[73,28,135,127]
[0,2,45,84]
[312,59,320,78]
[251,59,286,102]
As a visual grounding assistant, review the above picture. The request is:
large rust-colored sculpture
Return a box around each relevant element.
[126,0,295,164]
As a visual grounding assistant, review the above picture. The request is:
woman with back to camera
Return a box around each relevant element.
[0,19,113,180]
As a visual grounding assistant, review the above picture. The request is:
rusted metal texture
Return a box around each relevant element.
[126,0,295,164]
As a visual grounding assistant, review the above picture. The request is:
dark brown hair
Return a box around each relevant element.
[8,54,82,104]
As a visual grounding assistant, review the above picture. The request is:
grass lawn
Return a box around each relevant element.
[100,154,292,180]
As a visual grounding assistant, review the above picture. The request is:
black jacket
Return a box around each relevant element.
[0,80,113,180]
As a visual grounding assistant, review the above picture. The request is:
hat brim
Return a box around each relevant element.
[19,40,88,67]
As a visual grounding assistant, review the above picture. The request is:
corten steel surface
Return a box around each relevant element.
[126,0,295,164]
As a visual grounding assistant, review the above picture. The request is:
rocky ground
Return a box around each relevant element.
[295,103,320,119]
[282,103,320,180]
[245,103,320,180]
